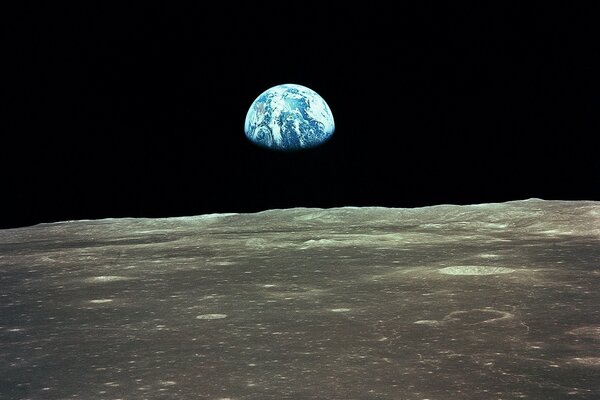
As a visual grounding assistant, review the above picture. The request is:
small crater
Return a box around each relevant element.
[413,320,439,325]
[569,357,600,367]
[567,326,600,340]
[88,299,113,304]
[438,266,515,276]
[478,253,501,259]
[84,276,132,283]
[443,309,513,325]
[196,314,227,320]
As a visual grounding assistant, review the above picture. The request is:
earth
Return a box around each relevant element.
[244,84,335,151]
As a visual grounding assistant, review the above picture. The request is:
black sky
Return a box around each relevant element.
[3,2,600,228]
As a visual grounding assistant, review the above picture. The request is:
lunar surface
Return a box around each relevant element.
[1,199,599,399]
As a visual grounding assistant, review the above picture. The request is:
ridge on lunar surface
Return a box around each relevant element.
[1,199,600,399]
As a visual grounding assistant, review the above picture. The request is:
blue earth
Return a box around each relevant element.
[244,84,335,151]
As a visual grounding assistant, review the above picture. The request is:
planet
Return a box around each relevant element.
[244,83,335,151]
[1,199,600,398]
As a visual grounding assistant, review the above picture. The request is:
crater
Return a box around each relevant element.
[88,299,114,304]
[442,309,514,325]
[567,326,600,340]
[84,276,132,283]
[569,357,600,367]
[438,266,515,276]
[196,314,228,320]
